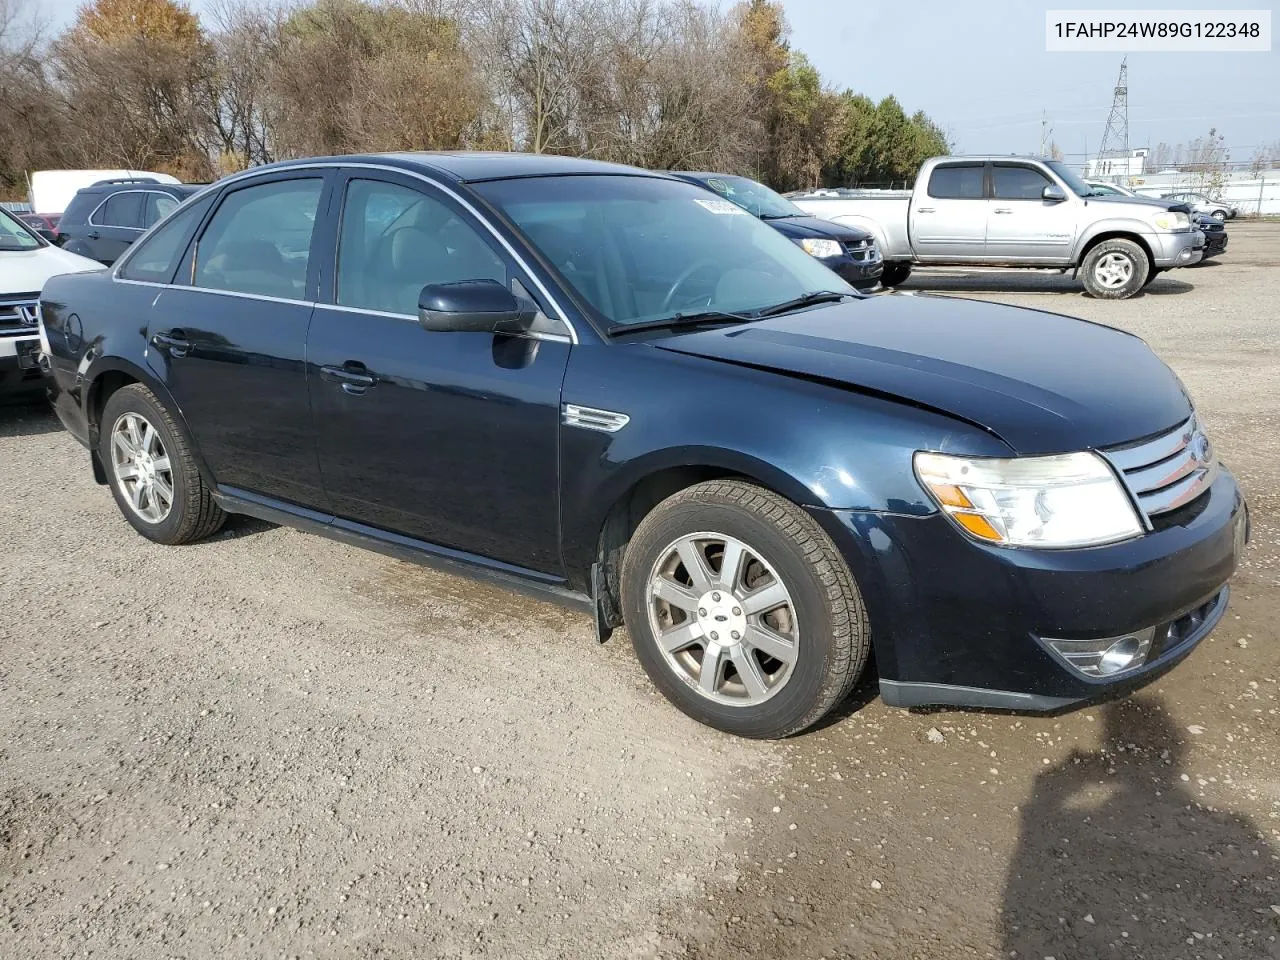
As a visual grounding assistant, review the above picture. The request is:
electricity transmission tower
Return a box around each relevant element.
[1096,58,1129,179]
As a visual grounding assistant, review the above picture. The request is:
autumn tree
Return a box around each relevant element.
[54,0,216,178]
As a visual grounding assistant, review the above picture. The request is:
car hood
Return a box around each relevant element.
[766,215,872,243]
[649,294,1191,454]
[1089,194,1191,214]
[0,244,102,294]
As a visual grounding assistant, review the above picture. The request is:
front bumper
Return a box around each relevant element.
[1151,229,1205,268]
[0,336,45,396]
[823,254,884,289]
[1202,234,1228,258]
[812,468,1246,711]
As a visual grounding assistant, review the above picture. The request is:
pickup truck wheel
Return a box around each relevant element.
[879,262,912,287]
[1081,239,1149,299]
[621,480,870,739]
[100,384,225,545]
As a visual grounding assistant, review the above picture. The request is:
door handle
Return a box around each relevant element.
[86,230,101,239]
[993,208,1013,214]
[151,329,190,357]
[916,207,936,213]
[320,363,377,395]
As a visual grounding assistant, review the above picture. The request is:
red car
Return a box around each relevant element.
[18,213,61,236]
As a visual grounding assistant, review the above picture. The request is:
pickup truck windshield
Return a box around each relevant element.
[0,208,42,251]
[474,174,851,329]
[1045,161,1094,199]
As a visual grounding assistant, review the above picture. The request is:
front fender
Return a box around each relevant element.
[1072,217,1160,261]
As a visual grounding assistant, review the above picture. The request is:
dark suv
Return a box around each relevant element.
[58,178,201,265]
[40,152,1246,738]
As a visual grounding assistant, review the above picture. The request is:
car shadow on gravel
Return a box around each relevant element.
[899,273,1195,298]
[1001,695,1280,960]
[0,398,60,438]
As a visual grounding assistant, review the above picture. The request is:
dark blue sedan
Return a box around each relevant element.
[669,172,884,289]
[40,152,1246,737]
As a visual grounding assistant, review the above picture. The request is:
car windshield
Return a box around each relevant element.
[693,174,806,219]
[0,208,42,251]
[1045,160,1094,198]
[474,174,852,329]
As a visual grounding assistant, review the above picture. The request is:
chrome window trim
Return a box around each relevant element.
[88,189,175,231]
[115,278,314,309]
[320,302,572,344]
[112,160,580,344]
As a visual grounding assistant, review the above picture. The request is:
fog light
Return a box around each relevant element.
[1179,248,1192,261]
[1098,637,1144,675]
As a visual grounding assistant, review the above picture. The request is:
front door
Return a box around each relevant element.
[307,173,570,575]
[88,190,145,265]
[909,160,988,261]
[145,173,331,506]
[985,163,1078,264]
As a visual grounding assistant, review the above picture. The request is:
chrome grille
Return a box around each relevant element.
[0,294,40,338]
[843,239,880,263]
[1102,416,1217,523]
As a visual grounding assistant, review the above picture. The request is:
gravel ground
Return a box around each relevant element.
[2,225,1278,959]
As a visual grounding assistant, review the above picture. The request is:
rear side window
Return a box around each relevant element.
[96,191,144,228]
[193,178,323,299]
[927,164,984,200]
[992,166,1053,200]
[143,193,179,227]
[118,194,215,283]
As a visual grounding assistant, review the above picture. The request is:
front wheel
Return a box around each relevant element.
[1080,238,1149,299]
[879,262,912,287]
[1211,210,1226,221]
[621,480,870,738]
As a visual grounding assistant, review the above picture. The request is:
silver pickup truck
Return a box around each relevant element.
[792,155,1204,299]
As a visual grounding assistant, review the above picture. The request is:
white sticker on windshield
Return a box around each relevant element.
[694,198,748,215]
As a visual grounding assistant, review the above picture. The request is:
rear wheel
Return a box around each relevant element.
[880,262,912,287]
[1081,238,1149,299]
[621,480,870,739]
[1210,210,1226,221]
[100,384,225,545]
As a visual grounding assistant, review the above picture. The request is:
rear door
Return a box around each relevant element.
[143,171,333,507]
[306,171,571,573]
[87,190,145,264]
[909,161,987,261]
[985,163,1078,264]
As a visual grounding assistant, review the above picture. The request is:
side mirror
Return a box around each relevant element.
[1042,184,1067,203]
[418,279,534,333]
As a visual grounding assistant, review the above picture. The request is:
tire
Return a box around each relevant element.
[1080,238,1149,299]
[621,480,870,739]
[1211,210,1226,221]
[99,383,225,545]
[1143,267,1164,284]
[880,262,912,287]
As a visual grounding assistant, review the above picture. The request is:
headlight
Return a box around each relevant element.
[797,238,842,258]
[913,451,1142,548]
[1152,210,1190,231]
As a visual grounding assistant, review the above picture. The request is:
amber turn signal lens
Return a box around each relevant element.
[952,512,1003,542]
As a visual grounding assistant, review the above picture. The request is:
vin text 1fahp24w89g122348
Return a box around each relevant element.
[39,153,1248,738]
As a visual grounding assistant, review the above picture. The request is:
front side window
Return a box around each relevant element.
[143,193,179,227]
[0,209,41,251]
[473,174,851,328]
[194,178,322,299]
[97,191,144,228]
[337,179,507,315]
[927,164,985,199]
[992,165,1052,200]
[119,193,215,283]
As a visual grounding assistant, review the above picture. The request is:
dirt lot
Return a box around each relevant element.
[2,225,1278,960]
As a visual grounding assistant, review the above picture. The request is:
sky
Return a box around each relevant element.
[36,0,1280,165]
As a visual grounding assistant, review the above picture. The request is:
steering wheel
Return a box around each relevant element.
[660,259,721,313]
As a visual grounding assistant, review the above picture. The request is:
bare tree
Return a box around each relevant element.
[204,0,281,172]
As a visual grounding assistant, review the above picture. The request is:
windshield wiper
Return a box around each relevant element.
[759,213,798,220]
[752,290,852,318]
[610,310,756,337]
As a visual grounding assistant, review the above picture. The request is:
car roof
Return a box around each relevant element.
[254,151,668,184]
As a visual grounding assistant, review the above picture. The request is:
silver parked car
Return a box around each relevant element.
[1161,191,1236,221]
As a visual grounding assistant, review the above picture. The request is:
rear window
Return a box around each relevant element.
[927,164,984,200]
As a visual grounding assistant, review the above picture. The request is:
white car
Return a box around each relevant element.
[1,208,101,398]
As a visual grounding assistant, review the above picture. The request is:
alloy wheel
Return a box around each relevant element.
[645,532,799,706]
[1093,251,1134,289]
[110,412,174,524]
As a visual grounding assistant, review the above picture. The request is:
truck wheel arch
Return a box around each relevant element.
[1075,229,1155,273]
